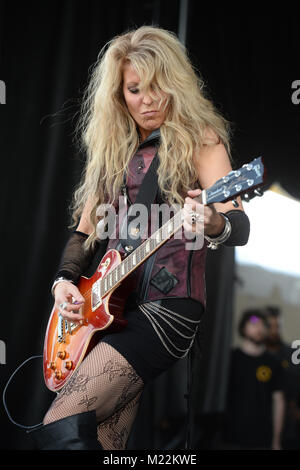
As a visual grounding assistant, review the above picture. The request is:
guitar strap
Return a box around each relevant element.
[119,136,163,253]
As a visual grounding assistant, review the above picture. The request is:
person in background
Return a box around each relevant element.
[222,309,285,450]
[263,305,300,449]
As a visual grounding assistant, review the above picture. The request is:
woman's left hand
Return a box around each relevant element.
[183,189,225,236]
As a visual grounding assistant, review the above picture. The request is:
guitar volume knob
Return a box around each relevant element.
[57,350,66,360]
[55,370,62,380]
[65,361,73,370]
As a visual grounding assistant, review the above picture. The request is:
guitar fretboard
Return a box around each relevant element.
[90,155,264,306]
[93,208,185,301]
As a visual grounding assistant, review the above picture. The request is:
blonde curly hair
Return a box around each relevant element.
[69,25,231,252]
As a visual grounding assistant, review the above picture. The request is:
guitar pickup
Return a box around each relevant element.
[92,281,102,311]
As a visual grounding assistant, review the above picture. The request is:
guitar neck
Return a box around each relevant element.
[98,204,190,297]
[95,151,265,298]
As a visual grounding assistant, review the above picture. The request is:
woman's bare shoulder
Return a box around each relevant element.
[76,194,97,235]
[202,126,221,145]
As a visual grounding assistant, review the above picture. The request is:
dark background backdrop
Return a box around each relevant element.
[0,0,299,450]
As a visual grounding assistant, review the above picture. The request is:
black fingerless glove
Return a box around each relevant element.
[52,230,99,285]
[222,209,250,246]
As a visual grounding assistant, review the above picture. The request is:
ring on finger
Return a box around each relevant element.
[59,301,68,310]
[190,211,202,224]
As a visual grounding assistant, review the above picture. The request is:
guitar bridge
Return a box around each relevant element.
[57,314,65,343]
[57,315,78,343]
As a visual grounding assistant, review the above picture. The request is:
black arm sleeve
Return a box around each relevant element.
[222,209,250,246]
[52,230,100,285]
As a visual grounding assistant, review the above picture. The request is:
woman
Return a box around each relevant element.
[28,25,250,450]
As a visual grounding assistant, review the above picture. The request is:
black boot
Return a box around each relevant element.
[26,410,102,450]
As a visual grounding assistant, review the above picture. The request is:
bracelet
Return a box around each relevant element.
[51,277,74,298]
[204,213,232,250]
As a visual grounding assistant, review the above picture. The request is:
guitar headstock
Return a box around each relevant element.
[203,156,266,205]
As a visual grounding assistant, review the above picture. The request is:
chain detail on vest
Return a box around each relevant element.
[138,301,201,359]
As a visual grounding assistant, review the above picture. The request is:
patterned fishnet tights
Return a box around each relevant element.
[43,342,144,450]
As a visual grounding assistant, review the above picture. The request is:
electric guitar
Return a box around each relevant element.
[43,156,266,391]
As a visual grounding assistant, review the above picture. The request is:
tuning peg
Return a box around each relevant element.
[254,188,263,197]
[232,199,239,207]
[243,193,250,202]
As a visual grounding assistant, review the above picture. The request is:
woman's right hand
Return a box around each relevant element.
[54,281,85,323]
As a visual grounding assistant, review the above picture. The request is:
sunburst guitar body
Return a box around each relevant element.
[43,249,132,392]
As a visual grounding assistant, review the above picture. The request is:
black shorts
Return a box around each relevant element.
[101,296,205,384]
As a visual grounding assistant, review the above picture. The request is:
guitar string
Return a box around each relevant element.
[65,212,186,302]
[67,208,202,302]
[64,163,258,303]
